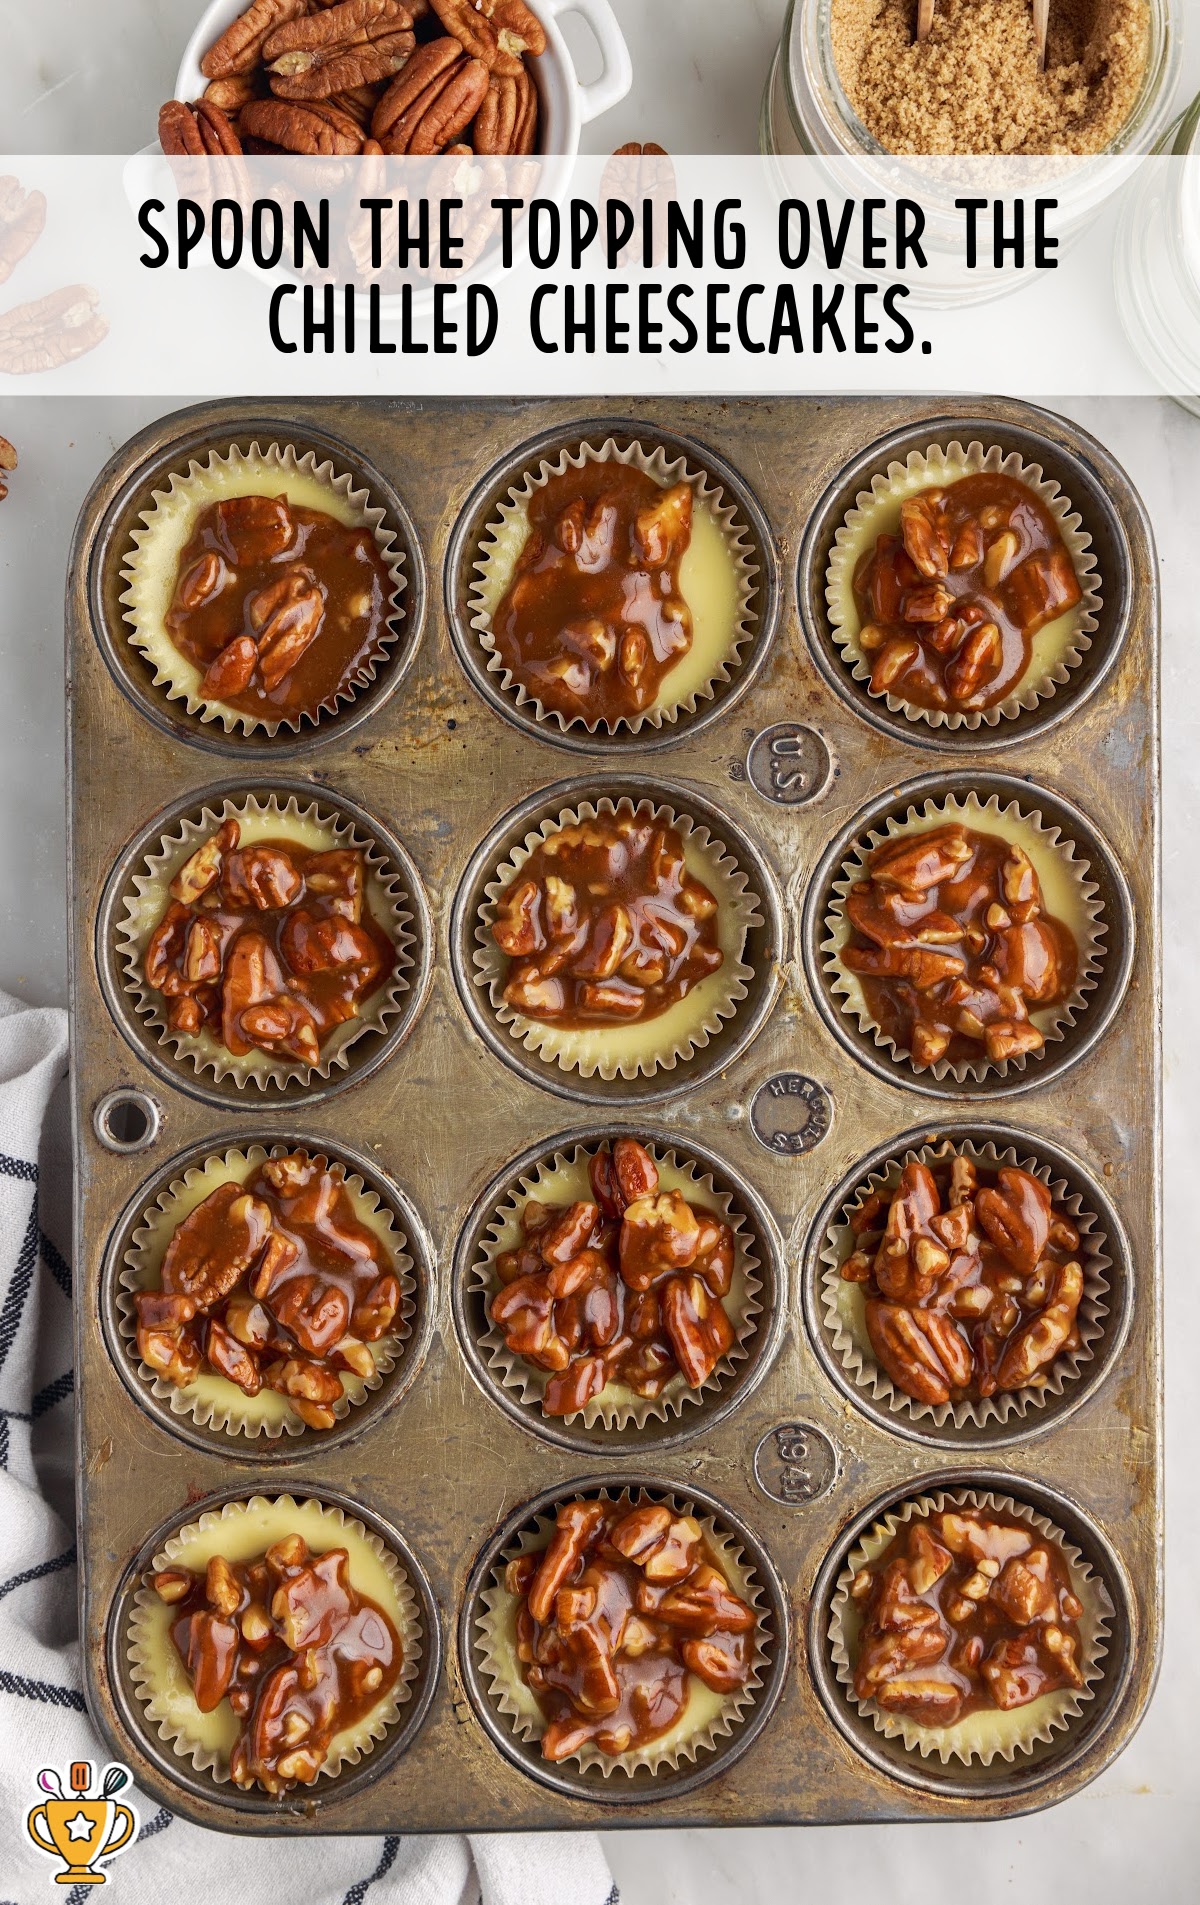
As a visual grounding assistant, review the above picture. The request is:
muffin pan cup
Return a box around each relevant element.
[68,397,1160,1833]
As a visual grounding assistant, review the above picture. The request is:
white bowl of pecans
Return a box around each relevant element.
[169,0,632,157]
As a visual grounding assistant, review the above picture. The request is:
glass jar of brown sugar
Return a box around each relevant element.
[761,0,1181,160]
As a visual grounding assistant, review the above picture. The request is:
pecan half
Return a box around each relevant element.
[865,1299,973,1407]
[203,73,263,114]
[0,286,107,375]
[431,0,545,77]
[472,65,538,153]
[240,97,364,153]
[371,36,489,152]
[159,98,244,154]
[0,433,16,503]
[0,176,47,286]
[265,0,416,101]
[201,0,309,78]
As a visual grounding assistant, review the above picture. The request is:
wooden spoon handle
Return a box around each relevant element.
[1032,0,1050,70]
[917,0,937,42]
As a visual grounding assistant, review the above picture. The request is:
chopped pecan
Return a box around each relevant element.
[239,96,364,153]
[993,1258,1083,1390]
[159,98,244,155]
[619,1190,701,1290]
[431,0,546,76]
[223,844,305,911]
[264,0,416,100]
[201,0,309,77]
[170,818,240,904]
[201,635,259,701]
[527,1500,606,1624]
[870,826,972,898]
[372,37,489,151]
[248,565,327,687]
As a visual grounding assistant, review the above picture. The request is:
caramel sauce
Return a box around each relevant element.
[491,814,723,1029]
[852,1509,1085,1726]
[142,820,395,1066]
[166,493,393,720]
[853,472,1083,711]
[134,1153,401,1428]
[843,823,1077,1069]
[489,1138,736,1417]
[492,464,694,723]
[158,1539,401,1795]
[510,1497,755,1761]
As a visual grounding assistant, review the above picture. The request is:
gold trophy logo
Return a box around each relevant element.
[26,1761,137,1885]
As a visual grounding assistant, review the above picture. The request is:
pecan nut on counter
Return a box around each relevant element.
[142,818,395,1065]
[489,1139,738,1417]
[505,1496,757,1761]
[152,1534,402,1792]
[853,474,1083,712]
[491,464,696,724]
[840,822,1078,1067]
[491,814,723,1028]
[841,1151,1086,1407]
[164,491,394,721]
[135,1153,402,1429]
[850,1507,1085,1726]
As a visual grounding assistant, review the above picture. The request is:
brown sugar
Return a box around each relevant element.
[830,0,1151,155]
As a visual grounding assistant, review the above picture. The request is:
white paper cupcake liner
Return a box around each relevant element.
[819,1137,1110,1430]
[468,437,759,736]
[829,1487,1113,1765]
[822,790,1106,1084]
[117,1144,415,1440]
[472,1141,762,1429]
[475,1486,771,1778]
[117,791,414,1091]
[826,441,1100,731]
[127,1494,421,1787]
[120,440,407,737]
[474,797,761,1081]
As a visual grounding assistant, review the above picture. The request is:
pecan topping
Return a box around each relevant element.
[135,1151,402,1431]
[159,98,244,155]
[492,462,694,722]
[489,1138,739,1415]
[852,1507,1085,1725]
[200,0,309,78]
[853,472,1083,713]
[155,1536,401,1793]
[142,817,395,1067]
[0,433,16,503]
[842,1148,1085,1405]
[371,37,489,152]
[510,1494,755,1759]
[431,0,546,76]
[841,821,1077,1068]
[264,0,416,100]
[492,811,723,1028]
[164,491,390,718]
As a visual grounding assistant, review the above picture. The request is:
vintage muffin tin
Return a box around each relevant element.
[67,396,1161,1831]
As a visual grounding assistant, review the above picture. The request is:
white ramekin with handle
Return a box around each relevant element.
[173,0,633,152]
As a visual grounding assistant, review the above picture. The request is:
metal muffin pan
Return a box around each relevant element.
[66,396,1161,1832]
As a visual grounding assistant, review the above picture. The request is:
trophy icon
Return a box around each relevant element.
[26,1761,137,1885]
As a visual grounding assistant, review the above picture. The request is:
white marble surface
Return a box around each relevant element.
[1,1,1199,1898]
